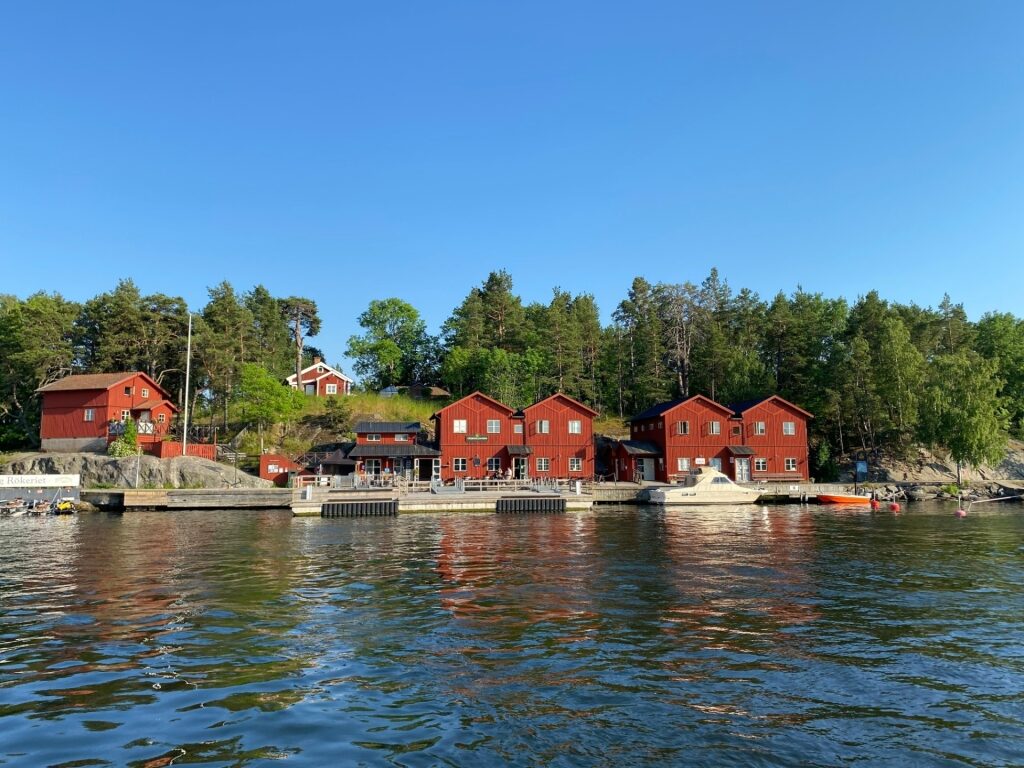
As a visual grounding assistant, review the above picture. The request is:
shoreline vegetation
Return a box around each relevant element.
[2,270,1022,484]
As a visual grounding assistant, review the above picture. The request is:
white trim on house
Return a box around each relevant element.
[285,362,354,388]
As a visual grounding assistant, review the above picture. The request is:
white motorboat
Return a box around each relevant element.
[647,466,762,505]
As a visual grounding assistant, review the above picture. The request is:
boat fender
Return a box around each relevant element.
[955,508,967,518]
[870,499,881,510]
[889,502,900,513]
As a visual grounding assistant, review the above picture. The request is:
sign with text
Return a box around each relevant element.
[0,474,80,488]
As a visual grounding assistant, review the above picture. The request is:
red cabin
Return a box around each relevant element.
[726,396,813,481]
[37,372,178,453]
[522,393,597,480]
[348,421,440,481]
[431,392,518,481]
[285,358,353,396]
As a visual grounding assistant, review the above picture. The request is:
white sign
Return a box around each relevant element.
[0,474,80,488]
[695,457,706,465]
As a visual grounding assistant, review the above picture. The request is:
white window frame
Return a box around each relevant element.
[785,458,798,472]
[783,421,796,436]
[124,386,132,396]
[536,457,550,472]
[325,383,338,395]
[754,458,767,472]
[487,457,501,472]
[487,419,501,434]
[367,433,381,442]
[709,421,721,435]
[536,420,550,434]
[676,457,690,472]
[83,408,95,422]
[120,409,130,422]
[157,413,166,424]
[364,458,381,475]
[568,419,582,434]
[453,457,467,472]
[141,388,149,399]
[676,420,689,435]
[754,421,766,435]
[453,419,467,434]
[394,433,409,442]
[514,423,523,434]
[569,457,582,472]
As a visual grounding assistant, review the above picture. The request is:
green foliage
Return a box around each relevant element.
[107,419,139,457]
[236,364,305,430]
[346,298,434,389]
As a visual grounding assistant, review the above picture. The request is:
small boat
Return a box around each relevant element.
[816,493,872,506]
[647,466,762,505]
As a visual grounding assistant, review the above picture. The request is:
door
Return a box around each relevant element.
[710,458,723,472]
[514,457,528,479]
[431,459,441,481]
[637,458,655,481]
[735,458,751,482]
[304,383,316,395]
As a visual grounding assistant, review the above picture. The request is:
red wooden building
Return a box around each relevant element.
[37,372,178,453]
[431,392,520,481]
[522,393,597,480]
[286,358,353,396]
[726,396,813,481]
[348,421,440,481]
[617,394,813,482]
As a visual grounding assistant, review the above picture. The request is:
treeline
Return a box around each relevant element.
[3,270,1022,477]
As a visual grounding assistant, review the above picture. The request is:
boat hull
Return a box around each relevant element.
[816,493,872,506]
[647,490,761,505]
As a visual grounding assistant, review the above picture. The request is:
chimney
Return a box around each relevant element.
[313,356,322,364]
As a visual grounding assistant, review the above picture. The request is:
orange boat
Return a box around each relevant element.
[817,493,872,506]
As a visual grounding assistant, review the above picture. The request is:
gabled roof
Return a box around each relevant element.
[354,421,421,434]
[36,372,173,403]
[728,395,814,419]
[286,361,353,385]
[629,394,733,422]
[431,391,514,419]
[525,392,599,417]
[132,399,180,413]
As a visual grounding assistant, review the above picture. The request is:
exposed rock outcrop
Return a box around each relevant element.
[0,453,272,489]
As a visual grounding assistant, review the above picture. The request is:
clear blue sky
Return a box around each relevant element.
[2,1,1022,370]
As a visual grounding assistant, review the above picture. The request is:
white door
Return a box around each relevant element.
[637,458,655,481]
[735,458,751,482]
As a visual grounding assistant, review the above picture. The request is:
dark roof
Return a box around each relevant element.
[319,449,357,466]
[348,443,441,458]
[629,398,687,422]
[619,440,661,457]
[726,445,756,456]
[506,445,532,456]
[354,421,421,434]
[726,397,770,415]
[37,372,135,393]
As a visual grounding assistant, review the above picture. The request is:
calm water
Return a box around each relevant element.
[1,504,1023,767]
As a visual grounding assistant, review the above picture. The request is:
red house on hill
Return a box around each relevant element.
[37,372,178,453]
[286,358,353,396]
[522,393,597,480]
[432,392,519,481]
[616,394,812,482]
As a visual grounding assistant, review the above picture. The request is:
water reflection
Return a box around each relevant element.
[1,504,1023,766]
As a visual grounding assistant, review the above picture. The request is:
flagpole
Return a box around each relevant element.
[182,313,192,458]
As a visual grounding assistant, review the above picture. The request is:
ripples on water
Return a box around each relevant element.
[1,504,1023,767]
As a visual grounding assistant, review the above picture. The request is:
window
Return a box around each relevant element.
[569,457,582,472]
[709,421,721,435]
[487,457,501,472]
[453,419,467,434]
[365,459,381,475]
[657,421,663,428]
[676,420,689,435]
[785,458,797,472]
[325,383,338,395]
[454,458,467,472]
[783,421,796,436]
[367,433,381,442]
[676,457,690,472]
[121,410,130,422]
[514,423,523,434]
[754,421,766,435]
[731,426,742,436]
[536,420,550,434]
[317,366,324,373]
[157,413,166,424]
[754,458,767,472]
[568,420,582,434]
[536,457,550,472]
[124,386,132,396]
[267,463,280,473]
[394,433,409,442]
[141,388,149,399]
[83,408,94,422]
[487,419,501,434]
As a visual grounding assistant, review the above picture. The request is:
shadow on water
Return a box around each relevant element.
[1,502,1023,766]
